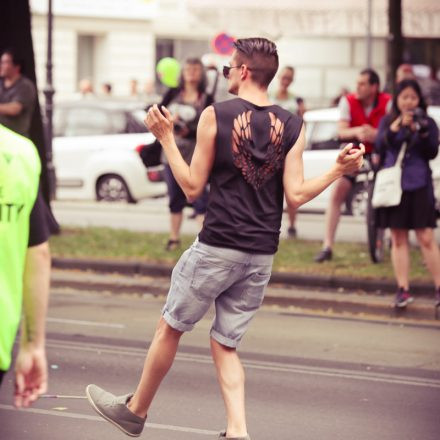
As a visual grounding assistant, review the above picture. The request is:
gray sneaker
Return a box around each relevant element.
[86,384,146,437]
[219,431,251,440]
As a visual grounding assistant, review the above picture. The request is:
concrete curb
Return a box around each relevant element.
[51,257,435,296]
[51,257,440,322]
[50,267,440,323]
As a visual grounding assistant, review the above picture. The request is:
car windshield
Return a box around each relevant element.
[308,120,339,150]
[53,105,148,136]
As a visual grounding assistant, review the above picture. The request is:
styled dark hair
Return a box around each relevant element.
[233,37,279,88]
[360,68,380,87]
[178,57,207,94]
[1,48,25,74]
[390,78,427,121]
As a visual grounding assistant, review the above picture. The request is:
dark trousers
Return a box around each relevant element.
[163,164,208,214]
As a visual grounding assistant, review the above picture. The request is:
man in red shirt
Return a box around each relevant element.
[315,68,391,262]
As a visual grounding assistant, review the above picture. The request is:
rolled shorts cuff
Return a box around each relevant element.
[162,308,194,333]
[210,328,239,348]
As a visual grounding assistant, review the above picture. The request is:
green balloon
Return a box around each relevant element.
[156,57,181,88]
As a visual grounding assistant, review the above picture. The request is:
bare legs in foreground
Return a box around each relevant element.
[127,318,248,438]
[315,177,352,262]
[286,205,297,237]
[322,177,352,250]
[390,228,440,291]
[211,338,247,437]
[169,213,183,242]
[128,318,182,418]
[169,212,204,247]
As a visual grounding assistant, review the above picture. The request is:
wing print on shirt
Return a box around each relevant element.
[231,111,285,190]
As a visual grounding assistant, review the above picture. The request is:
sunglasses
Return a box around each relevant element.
[222,65,242,79]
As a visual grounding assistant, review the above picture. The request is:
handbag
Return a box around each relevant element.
[139,140,162,168]
[371,141,407,208]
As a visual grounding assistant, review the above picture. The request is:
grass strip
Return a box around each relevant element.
[50,227,433,283]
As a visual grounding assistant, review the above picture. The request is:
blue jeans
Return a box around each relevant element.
[162,238,273,347]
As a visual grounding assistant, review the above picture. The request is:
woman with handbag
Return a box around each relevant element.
[158,58,214,251]
[375,79,440,308]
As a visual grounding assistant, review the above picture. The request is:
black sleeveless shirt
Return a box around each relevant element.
[198,97,303,254]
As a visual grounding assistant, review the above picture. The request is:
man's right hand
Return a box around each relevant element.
[145,105,174,143]
[356,125,376,143]
[335,143,365,176]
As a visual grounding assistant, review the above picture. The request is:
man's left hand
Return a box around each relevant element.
[14,346,48,408]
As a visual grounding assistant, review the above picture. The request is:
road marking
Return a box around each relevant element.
[46,339,440,390]
[47,317,125,329]
[0,404,218,435]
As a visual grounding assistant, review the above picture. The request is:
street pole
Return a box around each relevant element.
[387,0,403,93]
[43,0,56,200]
[366,0,373,68]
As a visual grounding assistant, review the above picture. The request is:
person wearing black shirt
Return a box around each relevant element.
[86,38,364,439]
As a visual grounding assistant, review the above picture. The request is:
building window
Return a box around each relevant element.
[77,35,96,90]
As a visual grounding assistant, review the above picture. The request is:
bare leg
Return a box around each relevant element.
[169,212,183,241]
[286,204,297,237]
[390,229,410,290]
[210,338,247,438]
[287,205,296,229]
[415,228,440,287]
[195,214,205,229]
[127,318,183,418]
[322,177,352,249]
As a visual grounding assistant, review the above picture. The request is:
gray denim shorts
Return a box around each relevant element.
[162,238,273,347]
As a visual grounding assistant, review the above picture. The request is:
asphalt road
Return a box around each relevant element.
[51,198,371,243]
[1,288,439,440]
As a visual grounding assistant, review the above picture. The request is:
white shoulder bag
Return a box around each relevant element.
[371,141,407,209]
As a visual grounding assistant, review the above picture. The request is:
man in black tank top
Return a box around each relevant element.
[85,38,364,440]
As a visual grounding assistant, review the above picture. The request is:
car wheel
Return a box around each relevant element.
[96,174,135,203]
[346,182,369,217]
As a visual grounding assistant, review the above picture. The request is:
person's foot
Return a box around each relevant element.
[314,247,332,263]
[219,431,251,440]
[287,226,297,238]
[394,288,414,308]
[85,384,146,437]
[165,239,180,251]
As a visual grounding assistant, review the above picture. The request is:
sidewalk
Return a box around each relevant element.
[52,258,440,323]
[52,199,440,243]
[50,200,440,323]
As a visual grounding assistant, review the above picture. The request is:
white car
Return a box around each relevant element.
[53,99,166,203]
[301,106,440,215]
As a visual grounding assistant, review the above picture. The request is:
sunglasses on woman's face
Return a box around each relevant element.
[222,65,242,79]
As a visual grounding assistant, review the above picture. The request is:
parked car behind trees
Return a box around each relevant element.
[52,99,166,203]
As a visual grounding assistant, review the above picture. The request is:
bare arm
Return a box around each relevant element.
[284,125,365,209]
[145,104,216,202]
[297,100,306,118]
[338,120,378,144]
[338,120,361,140]
[0,101,23,116]
[14,241,51,408]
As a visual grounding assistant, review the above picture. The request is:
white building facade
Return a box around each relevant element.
[30,0,440,107]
